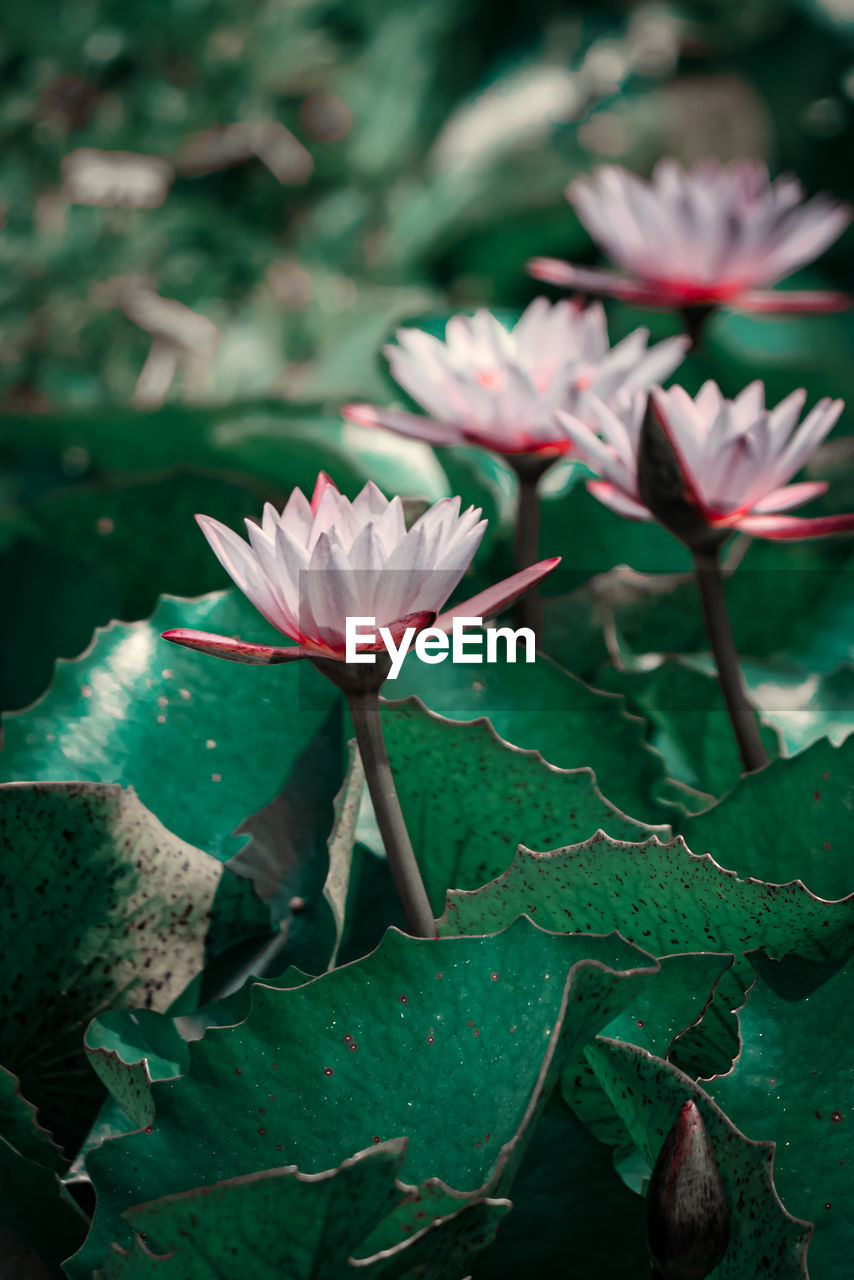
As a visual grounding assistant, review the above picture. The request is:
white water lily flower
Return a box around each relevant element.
[558,381,854,540]
[343,298,688,456]
[530,159,851,314]
[163,473,559,663]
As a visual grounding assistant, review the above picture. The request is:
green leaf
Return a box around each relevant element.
[72,921,658,1276]
[92,1139,458,1279]
[470,1091,648,1279]
[440,831,854,1083]
[579,1038,811,1279]
[594,660,780,798]
[84,1010,190,1130]
[1,590,341,862]
[323,742,367,970]
[382,697,668,915]
[0,781,263,1151]
[0,469,285,712]
[707,957,854,1280]
[0,1135,88,1279]
[2,403,446,502]
[388,647,671,825]
[0,1064,65,1172]
[440,833,854,969]
[681,737,854,901]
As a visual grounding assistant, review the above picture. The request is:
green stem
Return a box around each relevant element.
[680,304,715,349]
[694,547,768,774]
[509,453,556,641]
[515,468,542,636]
[347,689,437,939]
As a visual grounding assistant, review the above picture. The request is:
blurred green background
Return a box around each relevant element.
[4,0,854,716]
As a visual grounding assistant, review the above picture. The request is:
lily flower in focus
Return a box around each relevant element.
[163,472,559,943]
[162,472,558,666]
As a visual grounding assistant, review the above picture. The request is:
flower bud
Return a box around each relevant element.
[646,1099,730,1280]
[636,400,726,553]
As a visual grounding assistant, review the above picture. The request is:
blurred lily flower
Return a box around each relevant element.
[162,473,559,665]
[342,298,688,457]
[529,159,851,315]
[558,380,853,540]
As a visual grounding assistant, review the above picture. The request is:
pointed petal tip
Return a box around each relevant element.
[161,628,310,665]
[340,402,378,427]
[310,471,338,514]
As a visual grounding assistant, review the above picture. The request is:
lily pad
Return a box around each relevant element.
[381,697,668,915]
[0,1064,65,1173]
[681,737,854,900]
[0,781,264,1151]
[0,590,341,863]
[594,660,780,798]
[0,1135,88,1279]
[707,957,854,1280]
[389,647,671,825]
[71,921,659,1275]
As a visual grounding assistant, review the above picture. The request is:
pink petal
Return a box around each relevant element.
[735,512,854,540]
[310,472,337,515]
[736,289,851,314]
[341,402,463,447]
[434,557,561,632]
[647,389,709,515]
[526,259,664,305]
[586,480,652,521]
[750,481,828,514]
[161,629,316,664]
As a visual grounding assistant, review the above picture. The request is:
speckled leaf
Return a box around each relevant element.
[388,649,671,826]
[84,1010,190,1130]
[0,589,341,862]
[707,957,854,1280]
[92,1140,413,1279]
[0,1064,65,1172]
[0,781,262,1151]
[581,1038,810,1279]
[682,737,854,901]
[594,661,780,799]
[564,953,736,1153]
[355,1197,511,1279]
[440,833,854,969]
[381,698,668,915]
[441,832,854,1084]
[71,921,658,1276]
[0,1135,88,1278]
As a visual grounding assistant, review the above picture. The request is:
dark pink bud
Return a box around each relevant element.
[637,401,725,554]
[646,1099,730,1280]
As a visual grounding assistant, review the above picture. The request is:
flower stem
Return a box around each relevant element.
[693,547,768,774]
[509,454,555,640]
[680,304,715,349]
[346,689,437,939]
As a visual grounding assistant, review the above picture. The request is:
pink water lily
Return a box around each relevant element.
[529,159,851,315]
[558,380,854,540]
[343,298,688,456]
[163,473,559,664]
